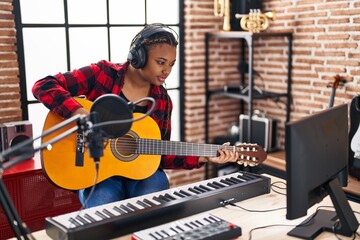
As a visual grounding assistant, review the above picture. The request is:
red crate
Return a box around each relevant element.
[0,153,81,240]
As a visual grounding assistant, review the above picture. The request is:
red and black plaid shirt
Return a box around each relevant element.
[32,60,201,170]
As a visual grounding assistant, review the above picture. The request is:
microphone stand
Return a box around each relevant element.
[0,94,150,239]
[0,114,85,240]
[87,112,104,164]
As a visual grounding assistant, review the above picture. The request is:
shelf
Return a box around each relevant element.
[205,31,292,142]
[204,31,293,179]
[264,150,286,172]
[265,150,360,202]
[206,31,293,41]
[208,88,289,102]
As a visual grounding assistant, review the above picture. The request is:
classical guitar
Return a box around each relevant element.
[349,95,360,180]
[41,98,267,190]
[327,74,346,108]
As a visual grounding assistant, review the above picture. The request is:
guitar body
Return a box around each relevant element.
[41,97,267,190]
[41,98,161,190]
[349,95,360,180]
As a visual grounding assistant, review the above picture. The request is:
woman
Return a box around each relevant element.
[32,23,239,208]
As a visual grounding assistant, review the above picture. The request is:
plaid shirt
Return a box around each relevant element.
[32,60,202,170]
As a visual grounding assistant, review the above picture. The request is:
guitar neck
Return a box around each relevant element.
[137,139,233,157]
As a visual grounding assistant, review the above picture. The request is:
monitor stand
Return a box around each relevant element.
[287,178,359,240]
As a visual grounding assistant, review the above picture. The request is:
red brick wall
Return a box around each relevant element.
[0,0,21,123]
[263,0,360,144]
[183,0,360,144]
[167,0,360,186]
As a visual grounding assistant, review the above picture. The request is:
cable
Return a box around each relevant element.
[271,180,286,195]
[68,96,156,223]
[81,162,100,209]
[222,181,287,212]
[61,162,100,240]
[220,179,360,240]
[227,201,286,213]
[248,224,296,240]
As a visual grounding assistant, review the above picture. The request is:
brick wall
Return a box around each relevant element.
[167,0,360,186]
[2,0,360,187]
[262,0,360,145]
[0,0,21,123]
[183,0,360,144]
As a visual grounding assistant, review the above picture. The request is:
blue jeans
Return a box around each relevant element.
[78,169,169,208]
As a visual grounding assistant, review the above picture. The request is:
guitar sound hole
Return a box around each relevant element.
[110,132,138,162]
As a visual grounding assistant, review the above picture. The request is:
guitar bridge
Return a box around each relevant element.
[75,132,85,166]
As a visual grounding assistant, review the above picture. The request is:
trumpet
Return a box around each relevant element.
[235,9,276,33]
[214,0,231,31]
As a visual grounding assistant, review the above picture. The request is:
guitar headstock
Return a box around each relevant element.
[327,74,346,89]
[234,143,267,167]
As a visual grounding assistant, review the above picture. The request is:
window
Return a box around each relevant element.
[14,0,183,147]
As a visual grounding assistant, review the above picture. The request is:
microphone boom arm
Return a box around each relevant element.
[0,113,84,240]
[0,114,84,171]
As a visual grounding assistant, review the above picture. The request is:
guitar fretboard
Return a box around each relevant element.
[136,139,234,157]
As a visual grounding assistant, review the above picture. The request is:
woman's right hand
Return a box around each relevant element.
[71,107,89,117]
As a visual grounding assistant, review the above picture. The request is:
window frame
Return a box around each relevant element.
[13,0,185,141]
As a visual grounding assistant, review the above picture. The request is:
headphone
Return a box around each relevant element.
[127,24,177,69]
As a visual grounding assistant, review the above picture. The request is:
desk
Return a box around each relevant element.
[266,151,360,200]
[23,174,360,240]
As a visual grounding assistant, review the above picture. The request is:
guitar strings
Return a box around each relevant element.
[103,138,260,162]
[109,138,234,153]
[90,95,260,158]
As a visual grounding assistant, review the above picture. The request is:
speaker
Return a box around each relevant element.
[0,121,34,161]
[127,24,176,69]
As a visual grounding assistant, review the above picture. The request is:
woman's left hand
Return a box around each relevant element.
[199,142,239,164]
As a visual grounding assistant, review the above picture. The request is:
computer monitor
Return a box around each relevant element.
[285,103,359,239]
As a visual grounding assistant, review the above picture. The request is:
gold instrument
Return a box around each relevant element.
[214,0,231,31]
[235,9,276,33]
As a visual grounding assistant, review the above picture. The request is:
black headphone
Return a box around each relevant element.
[127,24,177,69]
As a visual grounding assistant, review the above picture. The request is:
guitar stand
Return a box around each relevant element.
[0,114,84,239]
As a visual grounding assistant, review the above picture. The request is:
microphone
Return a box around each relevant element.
[87,111,103,161]
[90,94,134,138]
[82,94,156,163]
[76,94,134,163]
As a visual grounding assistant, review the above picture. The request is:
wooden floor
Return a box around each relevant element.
[265,150,360,199]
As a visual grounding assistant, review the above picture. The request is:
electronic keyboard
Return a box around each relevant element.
[132,212,242,240]
[45,171,270,240]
